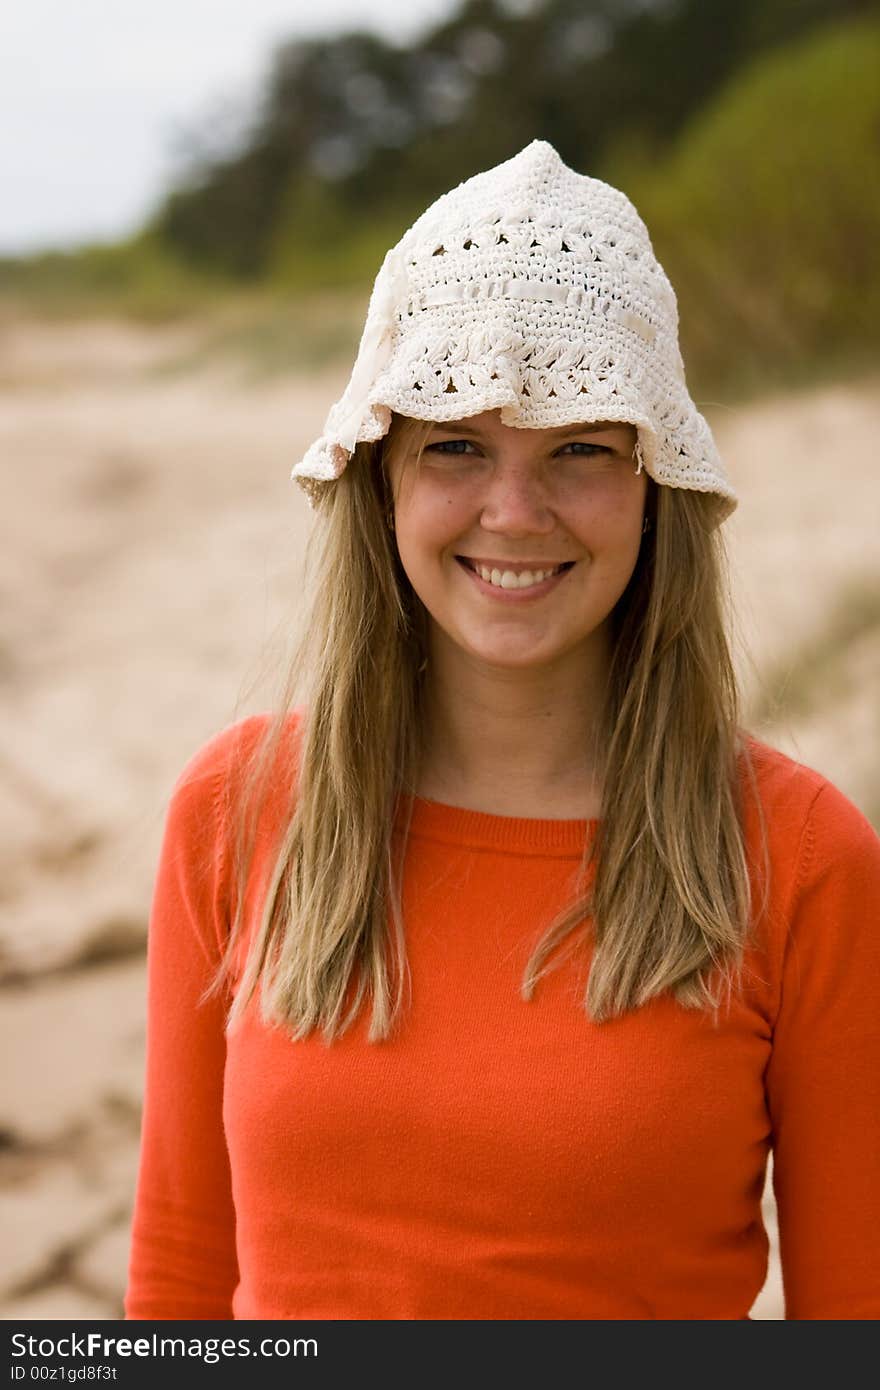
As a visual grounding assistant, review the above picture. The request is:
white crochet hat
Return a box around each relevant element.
[291,139,737,521]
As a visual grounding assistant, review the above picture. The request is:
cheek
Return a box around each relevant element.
[570,474,647,550]
[395,481,472,567]
[392,510,449,607]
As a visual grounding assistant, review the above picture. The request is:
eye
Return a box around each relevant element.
[425,439,478,455]
[558,441,611,456]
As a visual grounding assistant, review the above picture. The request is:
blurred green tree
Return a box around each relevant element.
[155,0,877,278]
[631,10,880,394]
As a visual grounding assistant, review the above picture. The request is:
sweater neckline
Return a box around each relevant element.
[393,792,599,857]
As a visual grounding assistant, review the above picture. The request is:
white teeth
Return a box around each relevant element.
[473,563,561,589]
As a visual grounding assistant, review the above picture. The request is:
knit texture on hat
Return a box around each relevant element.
[292,140,737,520]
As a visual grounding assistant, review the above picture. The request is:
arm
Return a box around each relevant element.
[765,780,880,1319]
[124,731,240,1319]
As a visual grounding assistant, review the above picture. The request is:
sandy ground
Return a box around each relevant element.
[1,315,877,1321]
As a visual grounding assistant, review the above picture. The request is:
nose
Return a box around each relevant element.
[478,458,556,537]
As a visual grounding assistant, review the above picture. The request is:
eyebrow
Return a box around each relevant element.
[426,420,628,436]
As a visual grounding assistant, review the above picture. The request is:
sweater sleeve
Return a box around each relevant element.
[124,731,241,1320]
[764,779,880,1320]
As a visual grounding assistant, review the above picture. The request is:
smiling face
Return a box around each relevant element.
[384,409,649,676]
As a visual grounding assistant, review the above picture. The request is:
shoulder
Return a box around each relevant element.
[167,707,307,840]
[740,734,832,815]
[741,734,875,841]
[172,707,306,792]
[740,733,880,915]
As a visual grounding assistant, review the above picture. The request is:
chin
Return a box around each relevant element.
[460,633,584,670]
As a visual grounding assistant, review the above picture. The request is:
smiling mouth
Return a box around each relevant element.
[455,556,575,591]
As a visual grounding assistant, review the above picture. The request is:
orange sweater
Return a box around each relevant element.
[124,711,880,1320]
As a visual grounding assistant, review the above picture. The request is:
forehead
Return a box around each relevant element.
[426,410,634,438]
[388,409,636,448]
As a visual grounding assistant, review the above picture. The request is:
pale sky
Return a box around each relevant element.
[1,0,456,255]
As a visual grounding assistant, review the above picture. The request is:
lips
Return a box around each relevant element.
[455,555,575,597]
[457,557,573,574]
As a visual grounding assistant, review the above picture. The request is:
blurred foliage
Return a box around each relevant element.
[151,0,875,280]
[624,11,880,397]
[153,290,370,379]
[3,0,879,399]
[0,229,223,322]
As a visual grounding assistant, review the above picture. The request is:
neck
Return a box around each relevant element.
[415,626,612,816]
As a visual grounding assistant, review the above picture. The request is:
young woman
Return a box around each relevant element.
[124,141,880,1320]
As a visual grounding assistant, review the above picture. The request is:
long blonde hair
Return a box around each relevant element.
[207,414,764,1042]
